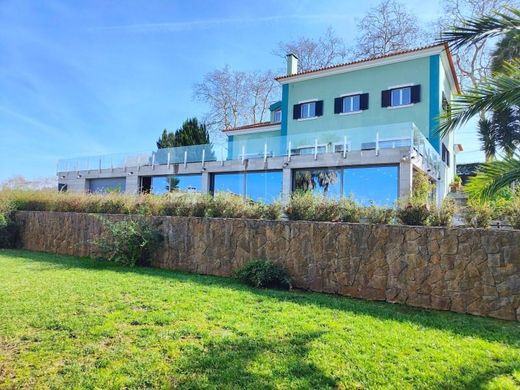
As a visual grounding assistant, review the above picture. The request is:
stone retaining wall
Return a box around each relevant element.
[13,211,520,321]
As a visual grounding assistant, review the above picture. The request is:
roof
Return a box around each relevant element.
[223,121,280,133]
[275,43,461,93]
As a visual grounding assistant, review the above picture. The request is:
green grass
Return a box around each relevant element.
[0,250,519,389]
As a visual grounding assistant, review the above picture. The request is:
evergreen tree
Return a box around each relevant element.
[156,118,211,149]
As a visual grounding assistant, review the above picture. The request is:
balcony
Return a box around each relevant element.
[57,122,442,178]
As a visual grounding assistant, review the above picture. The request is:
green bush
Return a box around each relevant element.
[286,191,360,222]
[234,259,291,289]
[94,217,163,267]
[429,198,457,227]
[397,203,431,226]
[0,213,18,248]
[362,205,395,224]
[464,201,493,228]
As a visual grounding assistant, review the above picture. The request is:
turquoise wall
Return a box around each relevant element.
[285,56,431,141]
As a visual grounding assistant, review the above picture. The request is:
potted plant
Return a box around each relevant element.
[450,176,462,192]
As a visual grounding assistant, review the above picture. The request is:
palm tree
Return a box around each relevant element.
[478,118,497,161]
[439,8,520,199]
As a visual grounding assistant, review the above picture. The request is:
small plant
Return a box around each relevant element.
[450,176,463,192]
[362,205,395,224]
[397,202,431,226]
[234,259,291,289]
[337,197,361,223]
[463,201,493,228]
[94,217,163,267]
[429,198,457,227]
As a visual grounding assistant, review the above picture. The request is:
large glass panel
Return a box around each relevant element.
[213,172,245,196]
[151,175,202,194]
[88,177,126,193]
[294,169,341,198]
[343,95,360,113]
[343,166,398,206]
[245,171,282,203]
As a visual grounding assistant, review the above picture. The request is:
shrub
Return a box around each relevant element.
[463,201,493,228]
[0,213,18,248]
[286,191,360,222]
[234,259,291,289]
[397,203,431,226]
[502,195,520,229]
[362,205,395,224]
[429,198,457,227]
[94,217,163,267]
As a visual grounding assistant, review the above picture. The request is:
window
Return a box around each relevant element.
[442,143,450,167]
[382,85,421,108]
[88,177,126,193]
[334,93,368,114]
[301,102,316,118]
[151,174,202,194]
[293,100,323,119]
[343,95,360,113]
[391,87,411,106]
[343,166,398,207]
[273,109,281,123]
[212,171,282,204]
[294,169,342,198]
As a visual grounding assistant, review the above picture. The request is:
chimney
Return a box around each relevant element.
[286,53,298,76]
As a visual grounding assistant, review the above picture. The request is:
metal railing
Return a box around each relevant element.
[57,122,443,177]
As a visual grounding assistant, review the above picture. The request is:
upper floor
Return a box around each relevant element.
[225,43,460,160]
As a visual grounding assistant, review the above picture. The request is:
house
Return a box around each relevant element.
[57,43,460,206]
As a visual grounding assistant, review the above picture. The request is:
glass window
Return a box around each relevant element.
[342,95,360,113]
[391,87,412,106]
[300,102,316,118]
[245,171,282,203]
[88,177,126,193]
[343,166,398,206]
[213,172,245,196]
[151,175,202,194]
[293,146,326,156]
[273,109,281,123]
[294,169,341,198]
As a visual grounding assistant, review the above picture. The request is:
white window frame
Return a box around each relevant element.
[273,109,281,123]
[341,94,362,114]
[300,101,316,119]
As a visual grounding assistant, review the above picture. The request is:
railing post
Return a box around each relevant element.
[375,132,380,156]
[152,153,155,170]
[288,141,292,162]
[184,150,188,168]
[241,145,245,164]
[264,143,268,163]
[343,136,347,158]
[110,157,113,172]
[167,151,171,169]
[221,148,225,166]
[201,148,205,168]
[314,139,318,160]
[98,158,101,173]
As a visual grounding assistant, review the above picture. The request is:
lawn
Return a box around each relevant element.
[0,250,519,389]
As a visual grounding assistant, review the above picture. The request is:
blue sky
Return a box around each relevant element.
[0,0,483,182]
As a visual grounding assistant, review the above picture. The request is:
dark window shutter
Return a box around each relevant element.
[293,104,301,120]
[381,90,391,107]
[315,100,323,116]
[360,93,369,110]
[334,97,343,114]
[411,85,421,103]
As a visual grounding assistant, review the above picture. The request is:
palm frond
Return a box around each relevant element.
[438,63,520,138]
[465,155,520,199]
[439,8,520,50]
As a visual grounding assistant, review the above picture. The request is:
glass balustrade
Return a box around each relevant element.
[57,122,442,176]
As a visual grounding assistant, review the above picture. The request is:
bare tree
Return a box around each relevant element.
[1,175,57,190]
[273,27,349,72]
[355,0,427,58]
[193,66,279,140]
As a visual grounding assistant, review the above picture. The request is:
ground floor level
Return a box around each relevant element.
[58,147,448,206]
